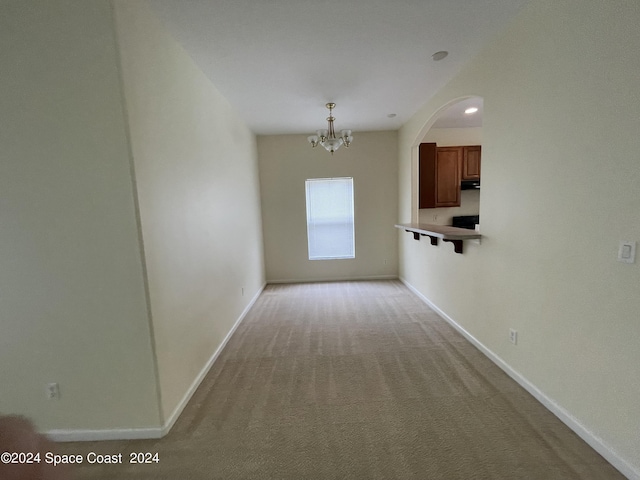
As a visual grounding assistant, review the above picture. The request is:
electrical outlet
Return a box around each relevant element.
[46,383,60,400]
[617,241,636,264]
[509,329,518,345]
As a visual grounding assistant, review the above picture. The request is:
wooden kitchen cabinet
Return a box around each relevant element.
[419,143,461,208]
[462,145,481,180]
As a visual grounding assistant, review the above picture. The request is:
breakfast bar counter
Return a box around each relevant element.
[395,223,481,254]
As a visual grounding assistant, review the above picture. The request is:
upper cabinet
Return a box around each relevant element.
[419,143,461,208]
[419,143,481,209]
[462,145,481,180]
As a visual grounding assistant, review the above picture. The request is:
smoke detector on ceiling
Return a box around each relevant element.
[432,51,449,61]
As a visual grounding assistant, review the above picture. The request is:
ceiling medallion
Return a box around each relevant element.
[307,103,353,155]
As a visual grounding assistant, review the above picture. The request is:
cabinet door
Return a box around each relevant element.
[418,143,437,209]
[435,147,461,207]
[462,145,481,180]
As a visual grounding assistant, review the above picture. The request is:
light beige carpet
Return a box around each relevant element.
[58,280,624,479]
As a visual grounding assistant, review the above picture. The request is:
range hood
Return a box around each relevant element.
[461,179,480,190]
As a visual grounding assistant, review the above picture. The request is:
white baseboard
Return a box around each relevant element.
[160,282,266,436]
[400,277,639,480]
[45,283,266,443]
[46,427,162,442]
[267,274,398,284]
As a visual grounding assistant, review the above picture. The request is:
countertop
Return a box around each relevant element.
[394,223,481,240]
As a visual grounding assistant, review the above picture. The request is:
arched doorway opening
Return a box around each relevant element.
[410,96,483,226]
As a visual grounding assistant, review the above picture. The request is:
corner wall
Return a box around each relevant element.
[113,0,265,423]
[398,0,640,476]
[258,131,398,283]
[0,0,161,432]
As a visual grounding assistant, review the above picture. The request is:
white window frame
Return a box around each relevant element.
[305,177,355,260]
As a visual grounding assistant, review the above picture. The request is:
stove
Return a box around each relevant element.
[451,215,479,230]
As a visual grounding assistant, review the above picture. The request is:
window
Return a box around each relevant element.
[305,177,355,260]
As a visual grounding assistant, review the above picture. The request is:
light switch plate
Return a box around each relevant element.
[617,241,636,264]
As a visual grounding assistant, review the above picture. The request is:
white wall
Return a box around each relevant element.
[259,132,398,283]
[0,0,161,431]
[422,127,482,145]
[0,0,266,437]
[113,0,265,422]
[399,0,640,477]
[419,127,482,224]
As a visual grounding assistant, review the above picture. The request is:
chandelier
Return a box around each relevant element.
[307,103,354,154]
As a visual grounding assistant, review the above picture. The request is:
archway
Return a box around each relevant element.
[410,96,483,224]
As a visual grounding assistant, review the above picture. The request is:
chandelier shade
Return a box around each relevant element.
[308,103,353,154]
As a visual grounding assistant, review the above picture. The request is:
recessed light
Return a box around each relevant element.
[432,51,448,61]
[464,107,479,114]
[387,113,397,118]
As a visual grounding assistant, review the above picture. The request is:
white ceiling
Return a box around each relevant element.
[148,0,529,135]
